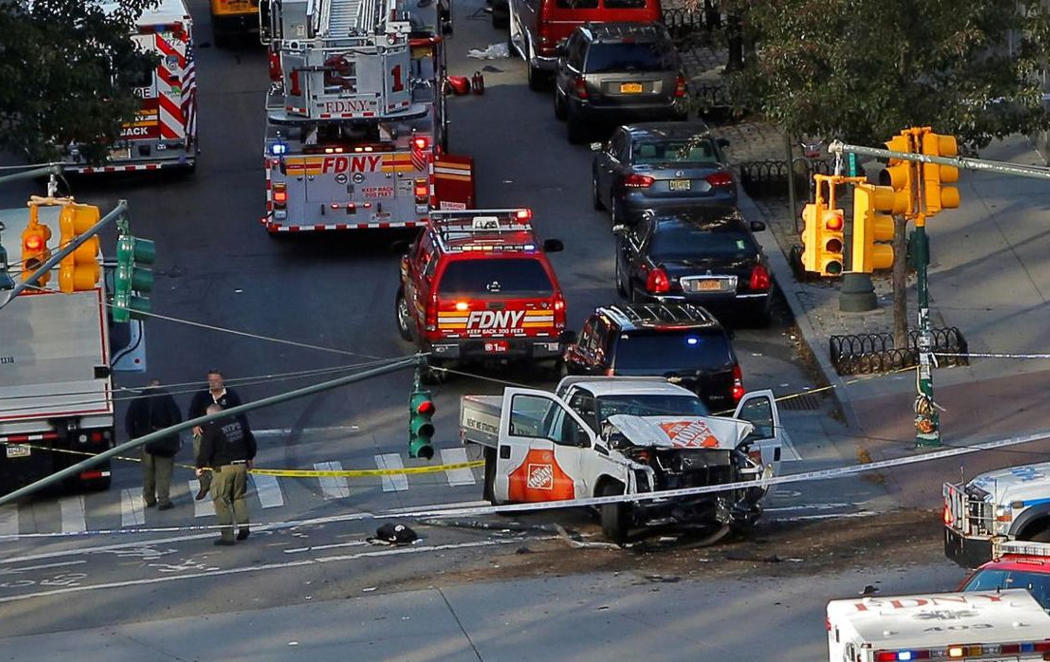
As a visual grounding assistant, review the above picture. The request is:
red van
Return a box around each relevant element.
[506,0,663,90]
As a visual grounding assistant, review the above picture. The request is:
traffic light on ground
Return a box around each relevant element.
[852,184,898,273]
[113,234,155,322]
[409,388,435,460]
[920,130,960,215]
[20,212,52,286]
[58,203,101,292]
[884,133,916,218]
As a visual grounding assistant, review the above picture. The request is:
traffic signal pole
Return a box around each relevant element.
[828,139,1050,447]
[0,199,128,311]
[0,355,419,506]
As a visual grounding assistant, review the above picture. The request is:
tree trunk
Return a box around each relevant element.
[892,216,909,348]
[725,13,743,72]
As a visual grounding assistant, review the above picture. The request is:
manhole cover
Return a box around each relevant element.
[778,392,821,410]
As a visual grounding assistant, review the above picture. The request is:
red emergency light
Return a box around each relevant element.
[413,136,430,150]
[514,209,532,221]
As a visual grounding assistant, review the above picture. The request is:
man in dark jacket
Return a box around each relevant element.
[196,404,257,546]
[125,379,182,510]
[187,370,252,500]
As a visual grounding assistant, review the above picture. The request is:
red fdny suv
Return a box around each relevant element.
[396,209,568,379]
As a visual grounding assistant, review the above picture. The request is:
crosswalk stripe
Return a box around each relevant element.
[120,489,145,527]
[0,505,18,536]
[189,480,214,517]
[376,454,408,492]
[314,461,350,499]
[58,496,86,533]
[440,448,476,486]
[250,474,284,508]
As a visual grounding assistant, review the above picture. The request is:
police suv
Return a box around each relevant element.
[396,209,568,379]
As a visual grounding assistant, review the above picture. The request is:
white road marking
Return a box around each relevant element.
[385,500,488,514]
[315,461,350,499]
[772,510,879,522]
[58,496,86,534]
[0,536,559,604]
[376,454,408,492]
[284,540,372,554]
[189,480,214,518]
[440,448,476,486]
[252,425,361,438]
[250,474,284,509]
[0,560,86,575]
[120,489,145,527]
[764,503,854,513]
[0,505,18,537]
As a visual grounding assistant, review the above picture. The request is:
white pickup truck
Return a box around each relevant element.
[459,376,783,543]
[944,462,1050,568]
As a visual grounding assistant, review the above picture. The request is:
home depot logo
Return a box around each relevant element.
[527,463,554,490]
[658,420,719,448]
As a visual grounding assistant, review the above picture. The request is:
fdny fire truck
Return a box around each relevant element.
[62,0,199,174]
[260,0,474,234]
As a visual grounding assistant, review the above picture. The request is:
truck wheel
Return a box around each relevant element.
[483,447,497,504]
[395,289,415,342]
[598,481,630,544]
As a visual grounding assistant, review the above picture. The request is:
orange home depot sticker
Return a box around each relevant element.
[658,419,720,448]
[508,449,575,502]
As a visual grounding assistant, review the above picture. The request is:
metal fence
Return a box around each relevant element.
[738,157,836,198]
[828,328,969,376]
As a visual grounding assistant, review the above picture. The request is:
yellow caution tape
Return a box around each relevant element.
[248,460,484,478]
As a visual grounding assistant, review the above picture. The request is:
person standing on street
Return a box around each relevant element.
[196,404,257,546]
[125,379,183,510]
[187,370,252,500]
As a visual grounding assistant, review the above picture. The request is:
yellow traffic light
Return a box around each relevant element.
[819,208,845,276]
[884,133,916,217]
[20,211,52,286]
[800,201,824,273]
[852,184,896,272]
[920,131,960,215]
[58,203,101,292]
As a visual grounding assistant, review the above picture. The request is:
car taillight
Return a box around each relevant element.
[731,364,745,402]
[645,267,670,294]
[673,73,686,98]
[553,294,566,326]
[943,502,953,526]
[624,173,654,188]
[273,184,288,206]
[705,171,734,187]
[414,178,428,200]
[574,76,588,99]
[605,367,616,376]
[425,293,438,331]
[749,264,771,291]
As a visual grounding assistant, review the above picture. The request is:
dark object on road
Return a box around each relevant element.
[613,206,773,325]
[591,122,736,224]
[553,23,689,143]
[471,71,485,94]
[564,303,744,412]
[373,523,419,545]
[860,584,879,596]
[447,76,471,95]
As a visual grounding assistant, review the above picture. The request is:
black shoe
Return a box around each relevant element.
[213,539,235,546]
[144,500,157,508]
[237,528,250,541]
[195,488,208,501]
[158,502,174,511]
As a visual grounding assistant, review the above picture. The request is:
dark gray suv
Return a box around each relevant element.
[553,22,688,144]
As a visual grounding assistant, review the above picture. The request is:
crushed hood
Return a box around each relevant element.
[606,414,754,450]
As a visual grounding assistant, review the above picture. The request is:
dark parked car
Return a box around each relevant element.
[562,303,745,411]
[592,122,736,224]
[553,22,688,143]
[613,206,773,324]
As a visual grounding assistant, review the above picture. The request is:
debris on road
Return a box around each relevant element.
[467,42,510,59]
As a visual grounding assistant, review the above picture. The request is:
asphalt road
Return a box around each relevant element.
[0,0,899,647]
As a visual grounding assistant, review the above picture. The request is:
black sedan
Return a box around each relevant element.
[614,207,773,324]
[592,122,736,225]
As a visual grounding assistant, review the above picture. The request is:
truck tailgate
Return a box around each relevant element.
[0,289,113,428]
[459,394,502,448]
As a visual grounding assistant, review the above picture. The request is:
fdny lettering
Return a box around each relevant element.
[851,594,1003,612]
[467,310,525,330]
[322,100,376,114]
[322,155,383,173]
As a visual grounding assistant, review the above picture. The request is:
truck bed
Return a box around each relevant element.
[459,394,502,448]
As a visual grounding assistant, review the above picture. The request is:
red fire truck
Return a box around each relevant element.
[260,0,474,234]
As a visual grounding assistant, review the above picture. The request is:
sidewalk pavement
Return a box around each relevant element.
[678,38,1050,508]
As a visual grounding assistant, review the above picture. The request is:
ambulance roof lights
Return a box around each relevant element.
[472,216,501,230]
[269,141,288,156]
[515,209,532,221]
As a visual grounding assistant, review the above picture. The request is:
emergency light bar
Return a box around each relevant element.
[874,640,1050,660]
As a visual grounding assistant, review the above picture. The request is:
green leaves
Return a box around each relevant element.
[729,0,1050,149]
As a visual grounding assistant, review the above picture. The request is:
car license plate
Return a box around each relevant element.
[669,179,691,191]
[620,83,643,94]
[5,444,30,459]
[484,341,509,353]
[696,280,722,291]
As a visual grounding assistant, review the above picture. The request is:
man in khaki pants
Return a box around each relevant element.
[196,404,257,546]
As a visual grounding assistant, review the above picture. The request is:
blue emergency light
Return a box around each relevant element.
[269,141,288,156]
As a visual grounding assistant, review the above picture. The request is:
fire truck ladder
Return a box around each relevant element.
[323,0,394,37]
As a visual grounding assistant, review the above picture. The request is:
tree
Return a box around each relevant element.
[0,0,159,164]
[727,0,1050,343]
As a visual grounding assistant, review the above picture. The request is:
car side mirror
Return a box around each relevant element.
[543,238,564,253]
[559,329,578,345]
[717,138,730,148]
[611,224,627,235]
[750,221,766,232]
